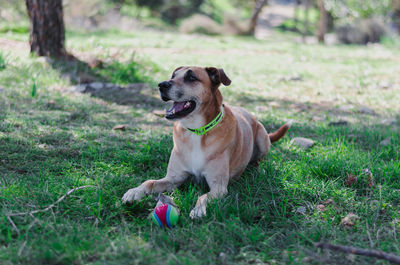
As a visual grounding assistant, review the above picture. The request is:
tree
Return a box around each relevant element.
[393,0,400,34]
[25,0,66,57]
[248,0,268,35]
[317,0,327,43]
[302,0,311,43]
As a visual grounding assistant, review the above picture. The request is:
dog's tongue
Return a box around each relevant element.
[166,101,192,116]
[172,102,186,112]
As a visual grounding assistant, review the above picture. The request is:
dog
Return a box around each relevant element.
[122,66,289,219]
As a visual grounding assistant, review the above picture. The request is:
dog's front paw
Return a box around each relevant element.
[189,205,206,219]
[122,188,145,203]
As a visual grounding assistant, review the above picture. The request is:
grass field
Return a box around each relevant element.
[0,28,400,264]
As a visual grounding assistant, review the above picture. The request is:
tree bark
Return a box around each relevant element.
[393,0,400,34]
[317,0,327,43]
[302,0,310,43]
[294,0,300,32]
[25,0,66,57]
[248,0,268,35]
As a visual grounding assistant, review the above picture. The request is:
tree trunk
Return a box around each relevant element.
[294,0,300,32]
[302,0,310,43]
[25,0,66,57]
[392,0,400,34]
[248,0,268,35]
[317,0,327,43]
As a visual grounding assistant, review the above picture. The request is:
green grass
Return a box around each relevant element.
[0,28,400,264]
[0,52,6,71]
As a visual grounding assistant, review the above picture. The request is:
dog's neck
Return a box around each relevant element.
[179,90,223,130]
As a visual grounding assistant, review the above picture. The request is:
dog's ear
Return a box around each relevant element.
[218,68,231,86]
[206,67,231,86]
[171,66,183,78]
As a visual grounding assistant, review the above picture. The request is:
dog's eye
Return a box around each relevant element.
[188,75,197,82]
[184,73,198,82]
[171,73,176,79]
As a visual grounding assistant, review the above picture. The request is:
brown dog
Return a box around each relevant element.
[122,66,289,218]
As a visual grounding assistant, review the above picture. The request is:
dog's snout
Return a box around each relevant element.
[158,81,172,101]
[158,81,171,93]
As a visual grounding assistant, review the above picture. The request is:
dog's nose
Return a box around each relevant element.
[158,81,171,93]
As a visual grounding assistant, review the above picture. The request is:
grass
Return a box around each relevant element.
[0,28,400,264]
[0,52,6,71]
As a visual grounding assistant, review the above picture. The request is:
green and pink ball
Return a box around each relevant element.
[151,203,179,228]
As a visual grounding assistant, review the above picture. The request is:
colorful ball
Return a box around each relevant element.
[151,203,179,228]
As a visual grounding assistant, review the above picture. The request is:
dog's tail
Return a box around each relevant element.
[269,123,290,143]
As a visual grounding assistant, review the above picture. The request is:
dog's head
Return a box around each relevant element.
[158,66,231,120]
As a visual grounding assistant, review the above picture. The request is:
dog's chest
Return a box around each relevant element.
[185,135,206,177]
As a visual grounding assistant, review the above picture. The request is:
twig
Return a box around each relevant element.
[18,240,27,257]
[366,222,374,248]
[6,185,96,217]
[315,242,400,264]
[7,215,20,235]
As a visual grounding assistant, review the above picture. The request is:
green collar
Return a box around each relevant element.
[186,106,224,136]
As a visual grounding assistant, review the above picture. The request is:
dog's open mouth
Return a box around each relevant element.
[165,100,196,120]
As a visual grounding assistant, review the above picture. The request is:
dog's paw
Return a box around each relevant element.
[121,188,145,203]
[189,205,206,219]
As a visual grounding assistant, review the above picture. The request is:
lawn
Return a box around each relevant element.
[0,28,400,264]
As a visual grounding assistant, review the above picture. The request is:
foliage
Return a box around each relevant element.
[199,0,252,24]
[279,6,320,34]
[109,0,255,25]
[325,0,392,19]
[108,0,205,24]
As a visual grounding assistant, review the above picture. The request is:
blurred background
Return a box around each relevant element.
[1,0,400,45]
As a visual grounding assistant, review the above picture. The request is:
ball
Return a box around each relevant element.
[151,203,179,228]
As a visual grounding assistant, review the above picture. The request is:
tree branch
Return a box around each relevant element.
[315,242,400,264]
[6,185,96,217]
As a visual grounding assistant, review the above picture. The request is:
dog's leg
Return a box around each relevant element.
[122,154,188,203]
[190,156,229,219]
[122,175,186,203]
[189,186,228,219]
[253,122,272,162]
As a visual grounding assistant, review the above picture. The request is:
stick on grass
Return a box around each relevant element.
[315,242,400,264]
[7,185,96,217]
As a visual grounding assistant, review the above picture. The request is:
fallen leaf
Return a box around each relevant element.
[363,169,375,188]
[112,124,126,131]
[341,213,359,227]
[322,198,333,205]
[88,58,104,69]
[152,110,165,117]
[46,99,57,109]
[377,81,393,90]
[367,176,375,188]
[346,174,358,187]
